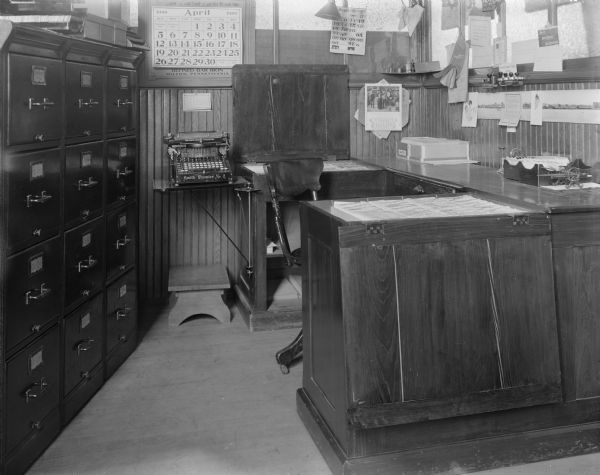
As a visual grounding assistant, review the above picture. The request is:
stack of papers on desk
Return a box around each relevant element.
[333,195,526,222]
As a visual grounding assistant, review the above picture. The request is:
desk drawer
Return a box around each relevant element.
[65,219,105,310]
[8,54,63,147]
[7,326,60,453]
[106,138,136,206]
[66,62,104,141]
[6,149,61,253]
[106,203,136,281]
[64,294,104,395]
[65,142,104,228]
[6,237,63,351]
[106,271,137,355]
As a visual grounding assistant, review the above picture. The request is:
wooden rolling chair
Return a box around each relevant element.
[264,158,324,373]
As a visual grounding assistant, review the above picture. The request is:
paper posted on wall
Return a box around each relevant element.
[499,93,522,127]
[461,92,479,127]
[330,7,367,55]
[364,83,403,131]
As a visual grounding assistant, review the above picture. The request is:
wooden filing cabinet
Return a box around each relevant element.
[0,22,142,473]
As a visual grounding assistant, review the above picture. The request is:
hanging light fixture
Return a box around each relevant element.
[315,0,342,20]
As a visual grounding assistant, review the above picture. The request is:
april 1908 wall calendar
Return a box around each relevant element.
[152,6,242,68]
[140,0,255,87]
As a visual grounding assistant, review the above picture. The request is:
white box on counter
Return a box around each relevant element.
[398,137,470,162]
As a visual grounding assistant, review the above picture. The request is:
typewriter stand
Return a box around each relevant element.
[168,264,231,326]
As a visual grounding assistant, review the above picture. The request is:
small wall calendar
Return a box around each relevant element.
[152,6,242,68]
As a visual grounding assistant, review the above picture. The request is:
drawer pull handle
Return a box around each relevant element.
[78,255,98,272]
[26,190,52,207]
[118,335,128,343]
[33,133,46,142]
[31,323,42,333]
[77,98,100,108]
[116,167,133,178]
[31,421,43,430]
[115,99,133,108]
[115,307,131,320]
[25,283,51,305]
[115,235,131,249]
[78,177,99,190]
[28,97,55,110]
[76,338,95,354]
[24,377,48,403]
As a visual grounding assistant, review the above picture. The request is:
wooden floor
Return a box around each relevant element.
[28,302,600,475]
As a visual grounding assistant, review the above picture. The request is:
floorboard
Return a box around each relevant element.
[28,303,600,475]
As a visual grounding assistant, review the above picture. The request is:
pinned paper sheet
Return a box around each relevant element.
[462,92,479,127]
[499,93,522,127]
[469,16,492,68]
[530,91,543,126]
[405,4,424,37]
[330,7,367,55]
[493,37,507,66]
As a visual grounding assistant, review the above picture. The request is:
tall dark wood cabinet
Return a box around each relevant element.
[0,21,141,474]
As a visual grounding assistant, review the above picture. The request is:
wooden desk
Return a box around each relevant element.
[297,164,600,474]
[233,159,462,331]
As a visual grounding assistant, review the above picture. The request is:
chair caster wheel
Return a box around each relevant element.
[280,364,290,374]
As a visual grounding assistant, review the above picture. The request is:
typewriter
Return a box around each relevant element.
[164,132,233,186]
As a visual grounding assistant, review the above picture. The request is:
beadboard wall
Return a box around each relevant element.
[139,81,600,301]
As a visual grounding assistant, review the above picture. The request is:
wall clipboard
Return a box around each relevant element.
[140,0,255,87]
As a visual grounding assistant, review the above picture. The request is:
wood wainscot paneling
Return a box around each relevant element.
[138,88,242,302]
[350,81,600,170]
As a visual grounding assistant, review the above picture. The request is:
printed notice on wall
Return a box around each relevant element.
[152,6,242,68]
[330,7,367,55]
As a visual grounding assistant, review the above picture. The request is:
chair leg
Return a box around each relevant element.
[275,330,303,374]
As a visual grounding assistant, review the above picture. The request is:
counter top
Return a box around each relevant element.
[384,160,600,213]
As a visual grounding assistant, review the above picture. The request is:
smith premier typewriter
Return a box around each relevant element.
[164,132,233,186]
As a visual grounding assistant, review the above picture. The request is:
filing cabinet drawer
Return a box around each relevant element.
[106,271,137,355]
[65,218,105,310]
[107,67,136,135]
[106,138,136,206]
[64,293,104,395]
[7,326,60,453]
[6,149,61,253]
[65,142,104,228]
[6,408,60,475]
[6,237,63,352]
[8,54,63,146]
[106,203,136,281]
[65,142,104,227]
[66,62,104,141]
[106,328,137,380]
[63,363,103,425]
